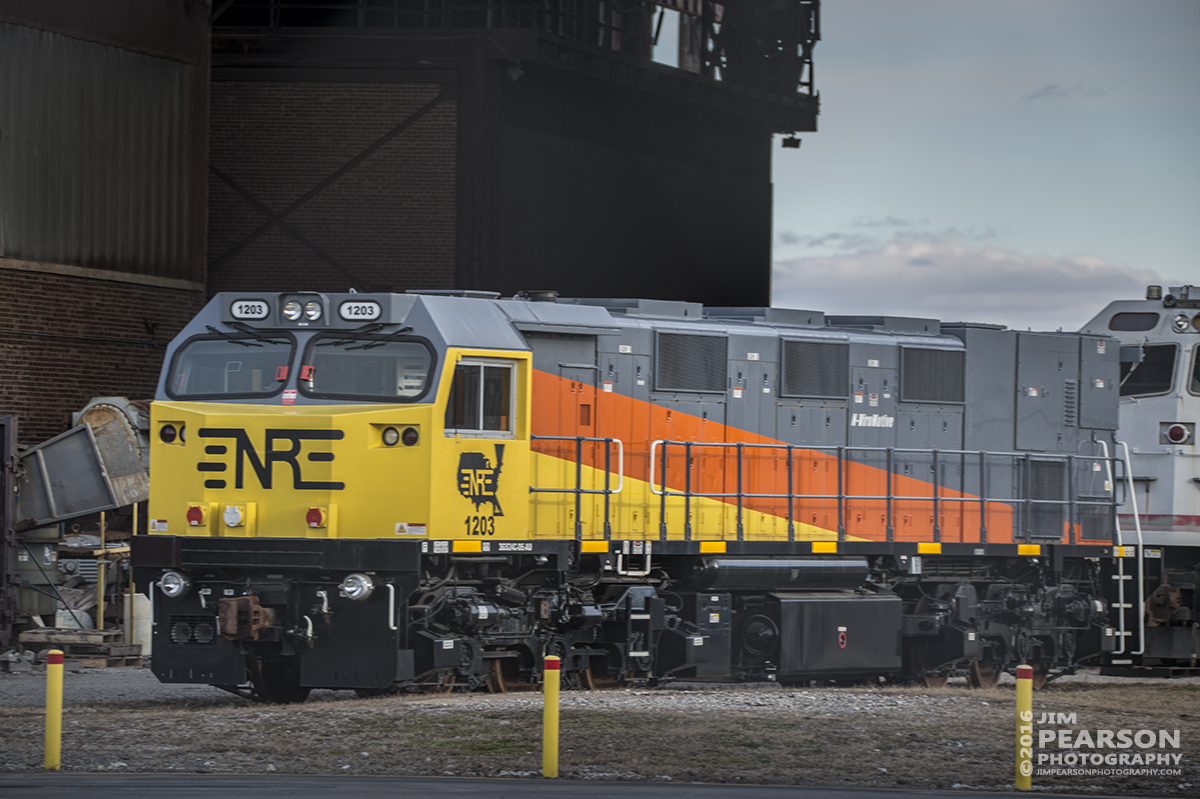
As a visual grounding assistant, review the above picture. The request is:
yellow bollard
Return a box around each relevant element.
[542,655,561,778]
[1015,663,1033,790]
[44,649,64,770]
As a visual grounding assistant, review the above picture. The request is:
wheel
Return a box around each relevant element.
[582,653,629,690]
[906,642,948,688]
[967,658,1000,689]
[487,657,535,693]
[249,657,311,704]
[1029,661,1050,690]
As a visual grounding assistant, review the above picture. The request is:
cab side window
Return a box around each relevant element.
[1190,347,1200,395]
[1119,344,1176,397]
[445,361,514,436]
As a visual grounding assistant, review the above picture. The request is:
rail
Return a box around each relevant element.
[530,435,624,539]
[646,440,1119,544]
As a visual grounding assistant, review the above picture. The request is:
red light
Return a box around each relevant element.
[402,427,419,446]
[306,507,324,528]
[1166,424,1190,444]
[159,424,177,443]
[186,506,204,526]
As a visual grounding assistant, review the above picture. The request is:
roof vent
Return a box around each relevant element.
[515,290,559,303]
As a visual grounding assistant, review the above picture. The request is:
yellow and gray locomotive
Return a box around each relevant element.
[134,290,1123,700]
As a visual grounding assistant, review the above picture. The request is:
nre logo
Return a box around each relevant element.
[197,428,345,490]
[457,445,504,516]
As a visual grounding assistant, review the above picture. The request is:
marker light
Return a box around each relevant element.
[159,424,177,443]
[402,427,419,447]
[382,427,400,446]
[304,301,323,321]
[1172,314,1189,333]
[283,301,303,321]
[1166,424,1191,444]
[339,573,375,602]
[160,570,193,599]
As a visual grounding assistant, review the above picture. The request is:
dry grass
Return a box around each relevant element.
[0,681,1196,795]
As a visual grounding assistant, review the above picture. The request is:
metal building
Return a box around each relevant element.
[0,0,211,445]
[205,0,820,304]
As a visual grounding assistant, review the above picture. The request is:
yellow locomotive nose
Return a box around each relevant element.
[149,401,437,540]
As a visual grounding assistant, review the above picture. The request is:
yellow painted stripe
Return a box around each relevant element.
[452,540,483,553]
[1018,544,1041,556]
[699,541,726,554]
[812,541,837,554]
[918,542,942,554]
[580,541,609,553]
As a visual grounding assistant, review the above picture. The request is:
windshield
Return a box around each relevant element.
[167,335,294,398]
[302,335,434,401]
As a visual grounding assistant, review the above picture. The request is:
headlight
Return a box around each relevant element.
[1172,313,1189,333]
[160,570,192,599]
[283,300,303,321]
[382,426,400,447]
[304,301,323,321]
[339,573,375,602]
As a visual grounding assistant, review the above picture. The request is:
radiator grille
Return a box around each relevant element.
[1027,460,1066,539]
[781,340,848,398]
[655,334,727,392]
[902,348,965,403]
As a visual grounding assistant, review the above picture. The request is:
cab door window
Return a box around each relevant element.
[445,361,515,437]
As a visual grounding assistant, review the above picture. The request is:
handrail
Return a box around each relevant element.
[648,439,1119,544]
[1120,441,1146,657]
[530,435,624,539]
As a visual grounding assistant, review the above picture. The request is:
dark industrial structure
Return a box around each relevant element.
[1,0,818,446]
[206,0,819,302]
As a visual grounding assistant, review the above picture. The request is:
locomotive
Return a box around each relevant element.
[1081,285,1199,673]
[133,288,1140,701]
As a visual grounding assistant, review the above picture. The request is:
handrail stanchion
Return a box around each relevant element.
[786,444,795,542]
[979,451,988,543]
[736,443,744,542]
[574,436,583,540]
[836,446,845,541]
[659,441,668,540]
[885,447,894,543]
[603,439,612,538]
[684,441,693,541]
[932,449,941,542]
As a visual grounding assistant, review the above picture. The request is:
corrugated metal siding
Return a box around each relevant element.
[0,22,196,279]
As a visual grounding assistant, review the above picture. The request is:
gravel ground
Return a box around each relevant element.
[1,666,1197,796]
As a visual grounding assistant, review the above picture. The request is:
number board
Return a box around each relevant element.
[339,300,382,321]
[231,299,270,320]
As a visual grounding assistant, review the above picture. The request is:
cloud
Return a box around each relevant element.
[778,221,1004,251]
[852,215,929,228]
[772,240,1168,331]
[1022,83,1108,106]
[777,230,876,251]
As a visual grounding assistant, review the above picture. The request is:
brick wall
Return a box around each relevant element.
[207,81,458,294]
[0,270,204,445]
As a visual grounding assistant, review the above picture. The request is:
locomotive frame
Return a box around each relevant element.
[132,288,1190,701]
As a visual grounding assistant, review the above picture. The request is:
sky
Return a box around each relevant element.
[663,1,1200,331]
